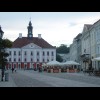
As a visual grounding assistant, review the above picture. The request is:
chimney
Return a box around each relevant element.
[19,33,22,38]
[38,34,41,39]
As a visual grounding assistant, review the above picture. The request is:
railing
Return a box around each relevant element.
[81,54,90,61]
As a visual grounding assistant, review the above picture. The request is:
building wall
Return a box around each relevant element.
[76,34,82,65]
[90,28,96,59]
[81,27,91,69]
[95,24,100,57]
[70,39,78,62]
[6,48,56,69]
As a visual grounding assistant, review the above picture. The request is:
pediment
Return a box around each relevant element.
[22,43,42,49]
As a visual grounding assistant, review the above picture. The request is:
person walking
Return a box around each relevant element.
[15,67,17,72]
[12,67,14,73]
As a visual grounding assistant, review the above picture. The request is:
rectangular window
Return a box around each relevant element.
[25,58,27,62]
[31,58,33,62]
[14,58,16,62]
[31,52,33,56]
[24,51,27,55]
[19,51,21,56]
[9,51,11,55]
[37,59,39,62]
[37,52,39,56]
[47,51,49,56]
[43,59,45,62]
[52,52,54,56]
[19,58,20,62]
[14,51,16,55]
[43,51,45,56]
[9,58,11,62]
[47,59,49,62]
[98,47,99,54]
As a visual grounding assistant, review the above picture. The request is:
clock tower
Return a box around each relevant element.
[27,21,33,38]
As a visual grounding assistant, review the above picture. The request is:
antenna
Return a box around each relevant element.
[30,17,31,21]
[29,12,31,21]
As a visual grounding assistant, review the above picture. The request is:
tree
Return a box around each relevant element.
[56,54,63,62]
[2,39,13,48]
[56,44,69,54]
[0,39,12,81]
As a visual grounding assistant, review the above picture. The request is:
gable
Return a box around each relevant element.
[82,24,92,33]
[82,25,88,33]
[22,43,42,49]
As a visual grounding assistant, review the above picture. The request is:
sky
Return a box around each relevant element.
[1,12,100,47]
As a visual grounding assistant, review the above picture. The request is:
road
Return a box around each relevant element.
[9,70,100,87]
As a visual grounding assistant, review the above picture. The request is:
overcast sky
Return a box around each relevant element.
[1,12,100,47]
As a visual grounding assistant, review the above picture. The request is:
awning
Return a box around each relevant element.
[92,57,100,61]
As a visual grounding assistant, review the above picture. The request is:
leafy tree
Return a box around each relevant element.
[0,39,12,81]
[56,54,63,62]
[56,44,69,54]
[2,39,13,48]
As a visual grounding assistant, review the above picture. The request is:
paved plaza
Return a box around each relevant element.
[0,69,100,87]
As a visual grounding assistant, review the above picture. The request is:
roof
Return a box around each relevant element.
[84,24,92,30]
[12,37,55,48]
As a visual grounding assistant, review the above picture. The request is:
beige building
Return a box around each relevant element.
[81,24,92,70]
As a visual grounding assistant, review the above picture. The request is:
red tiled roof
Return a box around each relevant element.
[12,37,55,48]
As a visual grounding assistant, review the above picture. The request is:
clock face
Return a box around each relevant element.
[29,30,31,34]
[30,45,34,48]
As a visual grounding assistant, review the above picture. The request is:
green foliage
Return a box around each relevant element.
[0,38,12,69]
[56,44,69,54]
[2,39,12,48]
[56,54,63,62]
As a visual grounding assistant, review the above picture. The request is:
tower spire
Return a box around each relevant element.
[27,20,33,38]
[30,17,31,22]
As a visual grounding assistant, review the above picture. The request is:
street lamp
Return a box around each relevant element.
[0,25,4,81]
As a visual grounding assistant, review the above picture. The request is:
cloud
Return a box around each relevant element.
[1,12,100,47]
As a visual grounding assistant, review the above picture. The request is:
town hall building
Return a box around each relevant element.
[6,21,56,70]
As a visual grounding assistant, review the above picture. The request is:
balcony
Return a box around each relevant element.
[81,54,90,62]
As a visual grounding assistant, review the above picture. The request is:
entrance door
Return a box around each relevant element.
[24,64,27,69]
[14,64,16,68]
[18,64,21,69]
[37,64,39,70]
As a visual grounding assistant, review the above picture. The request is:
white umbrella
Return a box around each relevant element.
[46,60,61,66]
[42,63,47,67]
[63,61,80,65]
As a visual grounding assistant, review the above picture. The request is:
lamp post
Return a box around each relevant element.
[0,25,4,81]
